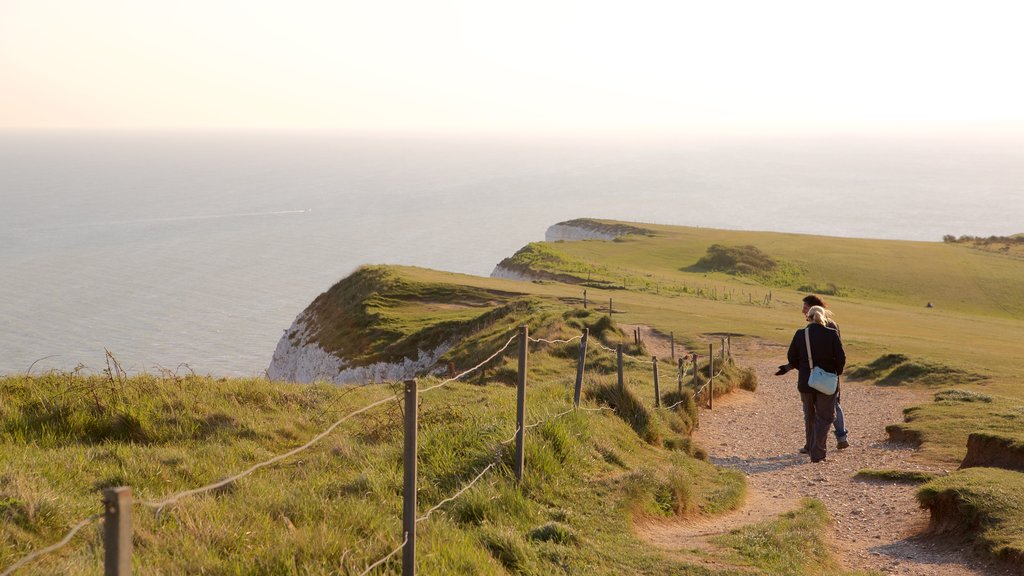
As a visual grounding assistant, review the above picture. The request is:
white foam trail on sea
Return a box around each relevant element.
[11,209,311,232]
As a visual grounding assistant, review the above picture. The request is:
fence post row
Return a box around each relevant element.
[402,379,418,576]
[708,344,714,411]
[103,487,132,576]
[652,357,660,408]
[514,326,528,483]
[573,328,588,408]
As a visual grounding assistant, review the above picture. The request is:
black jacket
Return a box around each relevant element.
[787,322,846,394]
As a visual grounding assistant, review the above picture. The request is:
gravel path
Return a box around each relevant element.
[636,333,1016,576]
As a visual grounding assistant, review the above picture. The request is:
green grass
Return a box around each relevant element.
[0,337,828,576]
[854,469,938,484]
[918,467,1024,563]
[713,499,877,576]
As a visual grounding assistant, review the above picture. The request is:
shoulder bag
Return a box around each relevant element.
[804,326,838,395]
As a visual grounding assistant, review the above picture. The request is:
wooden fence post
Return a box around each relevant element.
[573,328,588,408]
[514,326,528,483]
[608,298,613,319]
[708,344,714,411]
[402,379,418,576]
[691,353,698,389]
[103,487,132,576]
[670,332,675,360]
[616,344,624,394]
[677,357,684,396]
[652,357,660,407]
[583,289,587,309]
[727,335,732,363]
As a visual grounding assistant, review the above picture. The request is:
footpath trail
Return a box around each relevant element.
[636,333,1016,576]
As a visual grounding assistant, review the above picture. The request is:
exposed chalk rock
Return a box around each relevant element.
[267,311,450,385]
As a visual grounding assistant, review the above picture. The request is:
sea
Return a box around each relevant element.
[2,131,1022,376]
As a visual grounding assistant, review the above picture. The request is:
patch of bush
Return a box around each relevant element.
[479,527,534,572]
[527,522,578,545]
[690,244,777,275]
[586,382,659,444]
[797,283,846,297]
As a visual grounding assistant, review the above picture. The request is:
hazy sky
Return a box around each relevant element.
[2,0,1023,135]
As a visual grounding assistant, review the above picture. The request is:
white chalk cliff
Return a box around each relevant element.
[267,310,450,385]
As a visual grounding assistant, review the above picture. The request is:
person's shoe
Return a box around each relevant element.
[811,457,826,463]
[799,446,809,454]
[837,440,850,450]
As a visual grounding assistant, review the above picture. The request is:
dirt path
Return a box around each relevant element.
[636,332,1015,576]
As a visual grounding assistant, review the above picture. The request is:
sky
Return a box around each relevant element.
[2,0,1023,136]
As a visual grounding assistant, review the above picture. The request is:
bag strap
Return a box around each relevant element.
[804,326,815,370]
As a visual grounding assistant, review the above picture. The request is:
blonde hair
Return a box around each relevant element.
[806,305,833,326]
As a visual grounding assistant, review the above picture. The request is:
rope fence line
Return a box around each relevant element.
[527,335,582,345]
[356,533,408,576]
[0,514,102,576]
[416,462,497,525]
[3,323,734,575]
[592,342,647,364]
[418,334,518,395]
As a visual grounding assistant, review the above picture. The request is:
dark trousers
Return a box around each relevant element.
[801,391,836,461]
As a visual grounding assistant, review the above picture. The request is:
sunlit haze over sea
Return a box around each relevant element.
[2,131,1022,376]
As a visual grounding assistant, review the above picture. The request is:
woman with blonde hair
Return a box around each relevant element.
[783,302,846,463]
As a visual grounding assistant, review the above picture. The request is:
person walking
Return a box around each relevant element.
[802,295,850,450]
[784,305,846,463]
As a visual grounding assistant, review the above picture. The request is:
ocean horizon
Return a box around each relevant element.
[2,131,1023,376]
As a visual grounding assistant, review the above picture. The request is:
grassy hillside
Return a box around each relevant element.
[0,291,846,575]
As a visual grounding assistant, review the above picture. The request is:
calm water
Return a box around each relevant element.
[2,131,1022,376]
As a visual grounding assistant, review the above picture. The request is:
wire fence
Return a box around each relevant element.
[2,322,733,576]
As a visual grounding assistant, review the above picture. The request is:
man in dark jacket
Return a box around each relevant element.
[785,306,846,463]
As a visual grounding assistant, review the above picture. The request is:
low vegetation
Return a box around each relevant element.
[854,469,938,484]
[712,500,873,575]
[691,244,778,275]
[846,353,985,388]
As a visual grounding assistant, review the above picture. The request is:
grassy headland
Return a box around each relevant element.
[4,218,1024,571]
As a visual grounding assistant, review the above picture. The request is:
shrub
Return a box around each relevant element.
[691,244,777,275]
[527,522,578,545]
[586,382,659,444]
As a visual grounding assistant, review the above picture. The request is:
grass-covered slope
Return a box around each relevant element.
[1,329,807,575]
[918,467,1024,564]
[508,220,1024,319]
[297,265,532,367]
